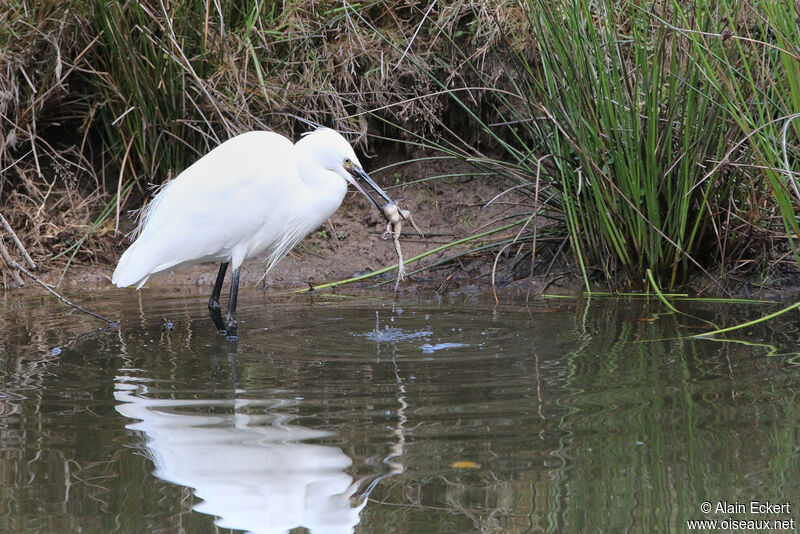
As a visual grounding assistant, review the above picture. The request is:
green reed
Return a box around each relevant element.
[381,0,799,293]
[675,0,800,264]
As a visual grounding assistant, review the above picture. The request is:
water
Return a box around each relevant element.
[1,288,799,533]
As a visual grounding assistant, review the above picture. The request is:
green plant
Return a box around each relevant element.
[360,0,799,293]
[675,0,800,265]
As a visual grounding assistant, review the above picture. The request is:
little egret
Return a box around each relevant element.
[112,128,395,339]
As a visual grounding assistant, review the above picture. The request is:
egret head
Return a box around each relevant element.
[299,128,394,212]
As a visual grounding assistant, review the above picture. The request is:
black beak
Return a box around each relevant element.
[345,163,394,212]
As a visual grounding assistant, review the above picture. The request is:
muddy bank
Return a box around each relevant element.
[5,153,798,302]
[9,156,580,300]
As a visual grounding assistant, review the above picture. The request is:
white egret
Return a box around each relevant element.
[112,128,396,339]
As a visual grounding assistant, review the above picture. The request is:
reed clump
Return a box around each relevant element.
[407,0,800,293]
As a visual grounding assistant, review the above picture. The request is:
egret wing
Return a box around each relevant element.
[112,132,299,287]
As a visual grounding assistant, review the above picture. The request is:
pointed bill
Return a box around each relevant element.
[344,162,394,212]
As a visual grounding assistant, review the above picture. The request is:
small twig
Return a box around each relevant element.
[115,136,135,235]
[780,116,800,202]
[0,240,25,286]
[527,155,547,304]
[0,211,36,269]
[493,158,550,303]
[326,218,341,253]
[491,242,513,304]
[690,112,800,195]
[27,124,44,180]
[394,1,437,70]
[5,257,119,327]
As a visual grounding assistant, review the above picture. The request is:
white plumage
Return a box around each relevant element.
[113,128,393,338]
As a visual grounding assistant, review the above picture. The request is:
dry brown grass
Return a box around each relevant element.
[0,0,519,287]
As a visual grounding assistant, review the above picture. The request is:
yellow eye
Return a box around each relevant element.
[343,158,353,166]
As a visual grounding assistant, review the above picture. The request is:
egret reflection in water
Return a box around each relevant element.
[114,377,372,534]
[3,292,799,533]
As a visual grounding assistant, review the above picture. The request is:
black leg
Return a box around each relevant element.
[224,266,241,340]
[208,262,228,333]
